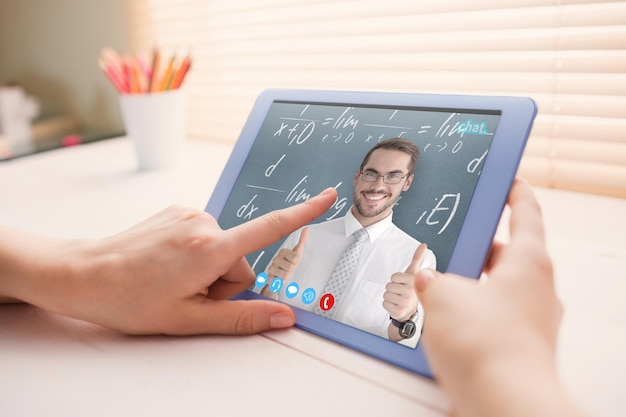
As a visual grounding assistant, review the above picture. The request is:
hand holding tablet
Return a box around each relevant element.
[413,179,572,417]
[1,87,584,417]
[207,88,536,376]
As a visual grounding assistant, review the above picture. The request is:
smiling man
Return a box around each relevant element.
[259,138,436,347]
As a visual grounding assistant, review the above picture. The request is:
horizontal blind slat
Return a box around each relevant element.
[525,135,626,163]
[519,157,626,197]
[136,0,626,197]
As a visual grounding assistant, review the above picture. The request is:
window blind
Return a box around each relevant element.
[129,0,626,198]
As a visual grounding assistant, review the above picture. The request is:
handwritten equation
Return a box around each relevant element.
[219,101,500,272]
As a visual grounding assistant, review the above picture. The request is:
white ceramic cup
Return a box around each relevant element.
[119,89,185,170]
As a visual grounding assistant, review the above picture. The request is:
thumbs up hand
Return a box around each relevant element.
[382,243,427,321]
[262,228,309,297]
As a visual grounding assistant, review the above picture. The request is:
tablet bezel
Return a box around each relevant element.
[205,88,536,377]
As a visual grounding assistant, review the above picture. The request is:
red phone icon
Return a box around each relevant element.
[319,293,335,311]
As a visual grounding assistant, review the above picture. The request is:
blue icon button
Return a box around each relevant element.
[285,282,299,299]
[269,277,283,293]
[255,272,268,288]
[301,288,316,305]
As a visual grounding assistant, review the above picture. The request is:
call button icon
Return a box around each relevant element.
[319,293,335,311]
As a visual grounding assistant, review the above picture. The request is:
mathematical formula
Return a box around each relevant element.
[219,101,498,272]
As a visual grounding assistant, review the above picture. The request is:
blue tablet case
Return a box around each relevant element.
[205,89,536,377]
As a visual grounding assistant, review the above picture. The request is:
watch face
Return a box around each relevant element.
[401,321,417,338]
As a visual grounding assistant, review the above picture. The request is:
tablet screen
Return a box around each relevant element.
[207,89,535,375]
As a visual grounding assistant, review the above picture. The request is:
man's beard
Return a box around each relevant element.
[353,190,398,219]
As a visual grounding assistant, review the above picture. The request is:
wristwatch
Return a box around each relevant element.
[390,311,418,339]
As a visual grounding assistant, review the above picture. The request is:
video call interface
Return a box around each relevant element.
[218,100,501,347]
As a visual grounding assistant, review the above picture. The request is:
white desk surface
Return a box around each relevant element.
[0,137,624,417]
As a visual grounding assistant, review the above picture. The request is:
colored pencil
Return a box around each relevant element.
[99,47,191,94]
[148,49,161,92]
[159,56,176,92]
[98,57,128,93]
[170,55,192,90]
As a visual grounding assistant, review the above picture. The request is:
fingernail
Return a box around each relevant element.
[270,312,295,329]
[415,269,436,292]
[319,187,337,196]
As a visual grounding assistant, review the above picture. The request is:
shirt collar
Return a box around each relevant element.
[344,208,394,242]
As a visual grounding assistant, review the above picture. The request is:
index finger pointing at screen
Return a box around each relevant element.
[222,188,337,258]
[405,243,427,275]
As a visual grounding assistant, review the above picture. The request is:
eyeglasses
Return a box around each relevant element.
[359,169,410,184]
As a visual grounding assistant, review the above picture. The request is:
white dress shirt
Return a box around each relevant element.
[264,209,437,347]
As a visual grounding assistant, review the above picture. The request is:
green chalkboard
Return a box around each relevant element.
[217,100,499,272]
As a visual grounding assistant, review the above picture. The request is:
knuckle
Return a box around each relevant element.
[170,204,202,219]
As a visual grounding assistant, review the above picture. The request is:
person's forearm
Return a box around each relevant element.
[0,225,43,302]
[0,225,85,312]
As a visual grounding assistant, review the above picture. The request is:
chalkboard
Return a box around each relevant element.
[216,101,500,273]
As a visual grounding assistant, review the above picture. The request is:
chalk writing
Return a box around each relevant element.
[274,122,288,137]
[266,154,286,177]
[322,107,359,130]
[237,194,259,221]
[364,123,413,130]
[423,140,462,154]
[246,184,284,193]
[327,182,348,220]
[415,193,460,235]
[468,149,488,174]
[274,120,315,146]
[217,100,500,273]
[251,251,265,270]
[436,113,460,138]
[285,175,311,203]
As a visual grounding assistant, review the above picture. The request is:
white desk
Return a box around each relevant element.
[1,137,624,417]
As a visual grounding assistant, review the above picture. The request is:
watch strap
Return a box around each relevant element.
[390,317,405,328]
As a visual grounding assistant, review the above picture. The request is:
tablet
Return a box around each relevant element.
[205,88,536,377]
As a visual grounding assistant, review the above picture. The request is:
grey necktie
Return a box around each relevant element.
[315,228,369,319]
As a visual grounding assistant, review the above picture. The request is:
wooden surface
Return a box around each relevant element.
[0,137,624,417]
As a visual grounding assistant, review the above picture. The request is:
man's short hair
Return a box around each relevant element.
[359,138,420,175]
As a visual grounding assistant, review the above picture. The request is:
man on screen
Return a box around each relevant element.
[259,138,436,347]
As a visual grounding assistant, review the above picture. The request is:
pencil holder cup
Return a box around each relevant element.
[119,89,185,170]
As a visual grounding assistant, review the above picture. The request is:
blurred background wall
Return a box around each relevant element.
[0,0,142,132]
[1,0,624,196]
